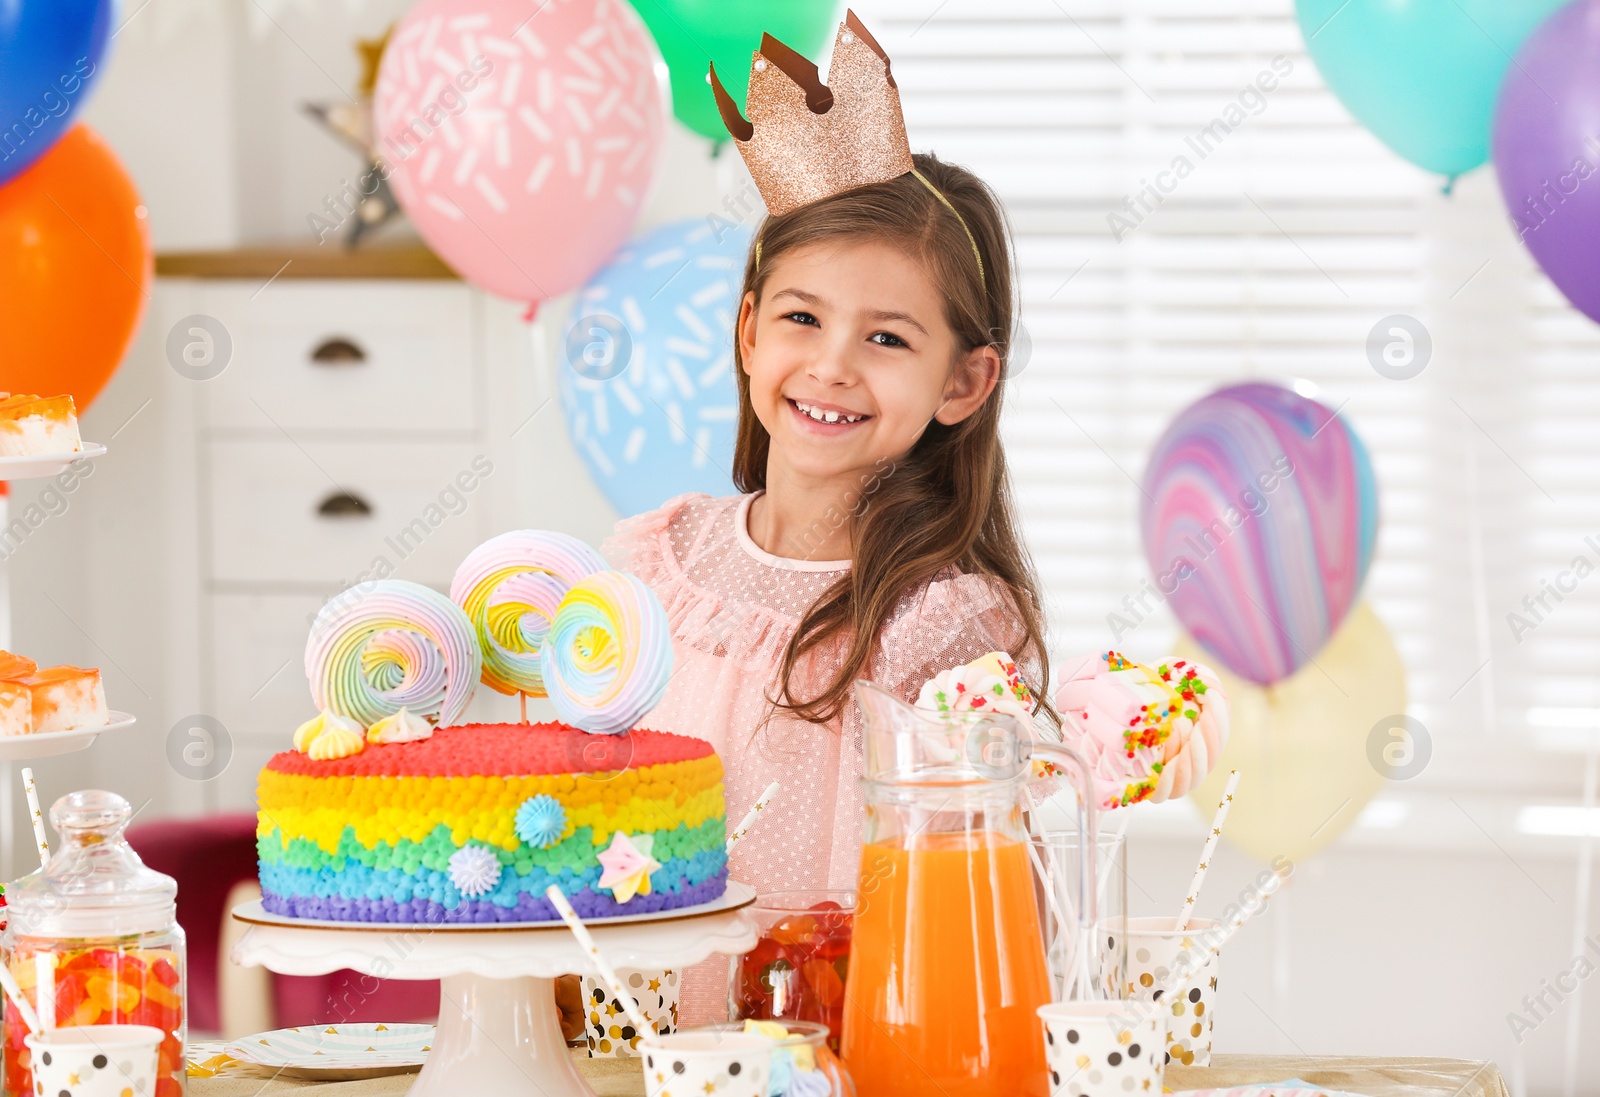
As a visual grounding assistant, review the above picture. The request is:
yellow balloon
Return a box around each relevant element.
[1180,601,1406,864]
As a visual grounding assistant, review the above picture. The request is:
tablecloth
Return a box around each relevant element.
[185,1047,1508,1097]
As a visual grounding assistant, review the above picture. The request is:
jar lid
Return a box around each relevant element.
[7,790,177,938]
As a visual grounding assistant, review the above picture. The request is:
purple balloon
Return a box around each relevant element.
[1493,0,1600,323]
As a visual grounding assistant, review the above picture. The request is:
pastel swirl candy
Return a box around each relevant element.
[1055,651,1230,809]
[540,570,673,736]
[306,580,482,728]
[450,531,608,696]
[1139,382,1378,685]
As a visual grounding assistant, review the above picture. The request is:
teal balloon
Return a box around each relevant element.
[1296,0,1568,178]
[626,0,838,141]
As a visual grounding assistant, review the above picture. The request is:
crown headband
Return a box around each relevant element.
[711,10,986,293]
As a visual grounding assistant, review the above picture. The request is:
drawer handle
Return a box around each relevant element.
[309,337,367,365]
[316,491,373,519]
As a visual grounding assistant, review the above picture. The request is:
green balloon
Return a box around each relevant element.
[627,0,839,141]
[1295,0,1567,179]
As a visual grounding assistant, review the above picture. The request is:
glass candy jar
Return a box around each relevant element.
[4,791,186,1097]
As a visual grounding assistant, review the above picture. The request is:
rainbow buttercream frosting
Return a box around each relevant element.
[257,722,728,923]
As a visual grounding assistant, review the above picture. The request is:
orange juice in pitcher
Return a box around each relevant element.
[845,832,1050,1095]
[840,681,1101,1097]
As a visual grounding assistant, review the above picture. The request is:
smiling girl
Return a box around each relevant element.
[601,151,1058,1022]
[600,14,1057,1023]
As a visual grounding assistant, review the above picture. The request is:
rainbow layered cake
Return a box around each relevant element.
[256,721,727,923]
[257,530,721,924]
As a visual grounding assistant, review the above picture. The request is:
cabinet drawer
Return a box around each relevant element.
[206,439,496,586]
[194,281,478,433]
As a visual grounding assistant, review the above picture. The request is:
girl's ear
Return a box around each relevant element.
[933,342,1002,425]
[738,290,759,375]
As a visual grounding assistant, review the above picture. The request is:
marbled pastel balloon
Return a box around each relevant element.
[1139,382,1378,685]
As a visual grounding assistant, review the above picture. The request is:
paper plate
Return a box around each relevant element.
[222,1022,433,1080]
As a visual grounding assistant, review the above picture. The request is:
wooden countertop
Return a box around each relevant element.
[156,244,459,280]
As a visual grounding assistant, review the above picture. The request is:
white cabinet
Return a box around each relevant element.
[149,252,550,813]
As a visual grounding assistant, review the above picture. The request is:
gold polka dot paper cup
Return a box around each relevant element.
[1118,916,1221,1066]
[25,1024,164,1097]
[1037,1001,1164,1097]
[584,968,680,1057]
[640,1028,772,1097]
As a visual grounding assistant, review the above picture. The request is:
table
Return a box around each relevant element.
[187,1050,1509,1097]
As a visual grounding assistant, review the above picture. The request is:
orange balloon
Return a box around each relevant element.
[0,124,151,410]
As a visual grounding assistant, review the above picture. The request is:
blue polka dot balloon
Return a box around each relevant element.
[558,217,750,518]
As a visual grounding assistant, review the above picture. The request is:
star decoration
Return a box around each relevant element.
[356,28,391,98]
[597,831,660,903]
[301,25,403,249]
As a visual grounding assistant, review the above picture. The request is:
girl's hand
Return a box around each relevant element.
[556,973,586,1045]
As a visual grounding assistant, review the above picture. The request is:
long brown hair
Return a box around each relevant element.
[732,150,1058,732]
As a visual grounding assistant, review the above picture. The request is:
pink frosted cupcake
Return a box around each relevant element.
[1054,651,1229,809]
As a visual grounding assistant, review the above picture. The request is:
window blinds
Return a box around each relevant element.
[864,0,1599,798]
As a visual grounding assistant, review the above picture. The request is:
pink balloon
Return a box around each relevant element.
[374,0,668,308]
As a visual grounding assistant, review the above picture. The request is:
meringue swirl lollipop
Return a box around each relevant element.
[540,570,674,736]
[1055,651,1230,810]
[306,579,482,728]
[450,530,608,696]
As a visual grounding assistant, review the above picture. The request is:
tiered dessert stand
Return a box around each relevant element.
[0,446,134,880]
[231,883,759,1097]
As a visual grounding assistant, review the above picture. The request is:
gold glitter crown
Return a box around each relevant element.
[709,10,914,218]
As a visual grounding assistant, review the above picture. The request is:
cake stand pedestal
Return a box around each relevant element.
[231,885,758,1097]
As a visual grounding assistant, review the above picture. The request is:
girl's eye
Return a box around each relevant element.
[781,310,818,327]
[870,331,909,349]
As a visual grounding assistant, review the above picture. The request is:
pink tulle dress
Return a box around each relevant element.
[601,490,1044,1023]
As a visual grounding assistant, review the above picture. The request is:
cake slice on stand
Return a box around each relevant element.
[21,666,109,734]
[0,394,82,457]
[0,652,111,736]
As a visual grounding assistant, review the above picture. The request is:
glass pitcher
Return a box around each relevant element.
[840,680,1100,1097]
[5,791,187,1097]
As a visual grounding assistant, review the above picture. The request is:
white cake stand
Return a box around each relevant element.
[230,883,759,1097]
